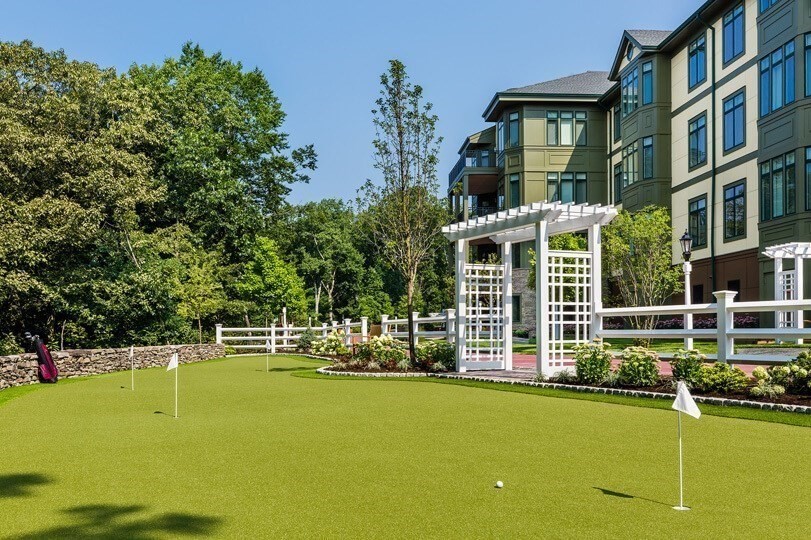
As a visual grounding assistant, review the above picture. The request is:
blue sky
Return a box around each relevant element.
[1,0,696,204]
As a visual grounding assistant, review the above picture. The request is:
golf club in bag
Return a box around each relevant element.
[24,332,59,383]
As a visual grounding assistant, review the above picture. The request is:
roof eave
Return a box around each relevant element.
[483,93,604,121]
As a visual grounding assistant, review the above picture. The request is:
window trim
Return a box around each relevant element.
[508,111,519,148]
[613,104,621,142]
[722,88,746,155]
[688,112,708,171]
[641,61,653,105]
[722,3,746,67]
[688,194,708,249]
[642,136,654,179]
[688,33,708,91]
[722,179,747,242]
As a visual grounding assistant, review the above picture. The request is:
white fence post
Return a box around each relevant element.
[270,324,276,354]
[412,312,420,346]
[344,318,352,347]
[321,323,328,338]
[361,317,368,343]
[381,315,389,335]
[445,309,456,344]
[215,324,223,344]
[714,290,737,363]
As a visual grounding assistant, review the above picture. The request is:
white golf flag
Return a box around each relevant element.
[672,381,701,419]
[265,339,271,352]
[129,345,134,359]
[167,352,179,371]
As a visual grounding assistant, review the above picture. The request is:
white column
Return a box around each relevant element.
[412,312,420,346]
[503,241,513,370]
[535,221,549,376]
[774,257,784,331]
[714,290,737,364]
[683,261,693,350]
[588,224,602,342]
[270,324,277,354]
[321,323,328,338]
[445,309,456,345]
[360,317,369,343]
[795,256,804,344]
[381,315,389,335]
[343,318,352,347]
[215,324,223,345]
[455,239,468,372]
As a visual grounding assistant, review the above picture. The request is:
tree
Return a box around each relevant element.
[175,250,227,344]
[527,232,588,289]
[357,60,448,360]
[603,206,683,342]
[236,237,307,326]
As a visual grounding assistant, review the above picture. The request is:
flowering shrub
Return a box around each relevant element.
[695,362,748,394]
[416,340,455,371]
[654,315,759,330]
[355,334,408,370]
[573,339,613,385]
[670,349,706,387]
[616,347,660,387]
[311,331,350,357]
[750,367,786,400]
[748,353,811,396]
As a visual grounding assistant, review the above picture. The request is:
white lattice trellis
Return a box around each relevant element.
[546,250,593,372]
[464,264,505,369]
[778,270,797,328]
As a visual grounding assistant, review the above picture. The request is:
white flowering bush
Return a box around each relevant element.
[670,349,706,387]
[355,334,408,370]
[748,352,811,398]
[311,330,350,357]
[573,339,612,385]
[415,340,455,371]
[616,347,660,387]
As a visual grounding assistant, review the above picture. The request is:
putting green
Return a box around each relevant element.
[0,355,809,538]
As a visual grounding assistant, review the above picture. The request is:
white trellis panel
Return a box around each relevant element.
[546,250,593,374]
[463,264,505,370]
[778,270,797,328]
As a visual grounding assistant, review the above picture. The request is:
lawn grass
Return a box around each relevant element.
[1,355,809,538]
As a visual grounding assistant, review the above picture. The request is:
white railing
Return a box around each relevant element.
[595,290,809,365]
[216,310,457,352]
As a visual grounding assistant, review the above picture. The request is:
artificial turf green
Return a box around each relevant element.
[1,355,809,538]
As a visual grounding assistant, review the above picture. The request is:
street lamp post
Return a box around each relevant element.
[680,231,693,350]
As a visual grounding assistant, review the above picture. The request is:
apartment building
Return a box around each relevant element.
[448,0,811,331]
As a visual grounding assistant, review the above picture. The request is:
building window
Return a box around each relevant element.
[621,67,639,117]
[723,4,745,64]
[614,163,623,204]
[760,40,795,117]
[688,35,707,89]
[759,0,778,13]
[560,112,574,146]
[512,295,522,324]
[575,172,587,203]
[724,181,746,240]
[613,104,621,142]
[547,111,558,146]
[496,119,504,153]
[508,112,519,148]
[642,137,653,179]
[547,172,587,204]
[509,173,520,209]
[806,148,811,210]
[688,113,707,168]
[622,142,638,187]
[547,173,559,202]
[805,34,811,97]
[641,62,653,105]
[723,90,745,152]
[575,111,587,146]
[689,196,707,248]
[761,151,796,221]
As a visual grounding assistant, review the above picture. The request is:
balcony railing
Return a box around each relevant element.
[448,148,497,187]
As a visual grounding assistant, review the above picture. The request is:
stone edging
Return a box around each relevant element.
[316,367,429,378]
[431,374,811,415]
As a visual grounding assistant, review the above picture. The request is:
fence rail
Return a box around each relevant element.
[216,310,457,352]
[595,290,808,365]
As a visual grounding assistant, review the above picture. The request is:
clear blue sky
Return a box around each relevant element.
[1,0,696,204]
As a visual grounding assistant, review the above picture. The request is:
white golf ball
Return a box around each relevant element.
[495,481,504,489]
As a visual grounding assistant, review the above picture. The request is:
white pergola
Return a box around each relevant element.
[763,242,810,336]
[443,201,618,375]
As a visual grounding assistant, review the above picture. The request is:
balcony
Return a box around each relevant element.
[448,147,498,188]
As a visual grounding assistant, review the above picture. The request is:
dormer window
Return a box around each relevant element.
[626,43,634,60]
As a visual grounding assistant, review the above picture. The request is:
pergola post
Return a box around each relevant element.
[503,241,513,370]
[588,223,602,341]
[535,221,549,376]
[774,257,784,331]
[795,255,804,344]
[455,239,467,372]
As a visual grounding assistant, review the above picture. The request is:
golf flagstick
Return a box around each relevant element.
[265,339,271,372]
[671,381,701,511]
[129,345,135,391]
[167,352,179,418]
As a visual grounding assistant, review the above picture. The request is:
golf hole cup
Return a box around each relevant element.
[495,481,504,489]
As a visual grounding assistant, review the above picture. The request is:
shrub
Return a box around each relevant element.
[549,370,577,384]
[311,331,350,357]
[749,353,811,395]
[695,362,748,394]
[513,329,530,339]
[670,349,706,387]
[224,345,237,355]
[616,347,660,387]
[573,339,613,385]
[355,334,407,371]
[296,328,318,352]
[0,334,23,356]
[415,340,455,371]
[750,380,785,400]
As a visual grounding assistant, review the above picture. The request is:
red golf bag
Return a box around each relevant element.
[28,334,58,383]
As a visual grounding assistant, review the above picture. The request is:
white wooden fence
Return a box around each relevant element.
[216,310,456,352]
[596,290,808,364]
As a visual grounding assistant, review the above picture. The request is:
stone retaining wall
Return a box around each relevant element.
[0,343,225,390]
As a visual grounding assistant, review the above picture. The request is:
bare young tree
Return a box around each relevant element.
[358,59,447,360]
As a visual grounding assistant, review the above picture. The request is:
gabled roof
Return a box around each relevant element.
[483,71,612,121]
[608,29,672,80]
[458,126,495,155]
